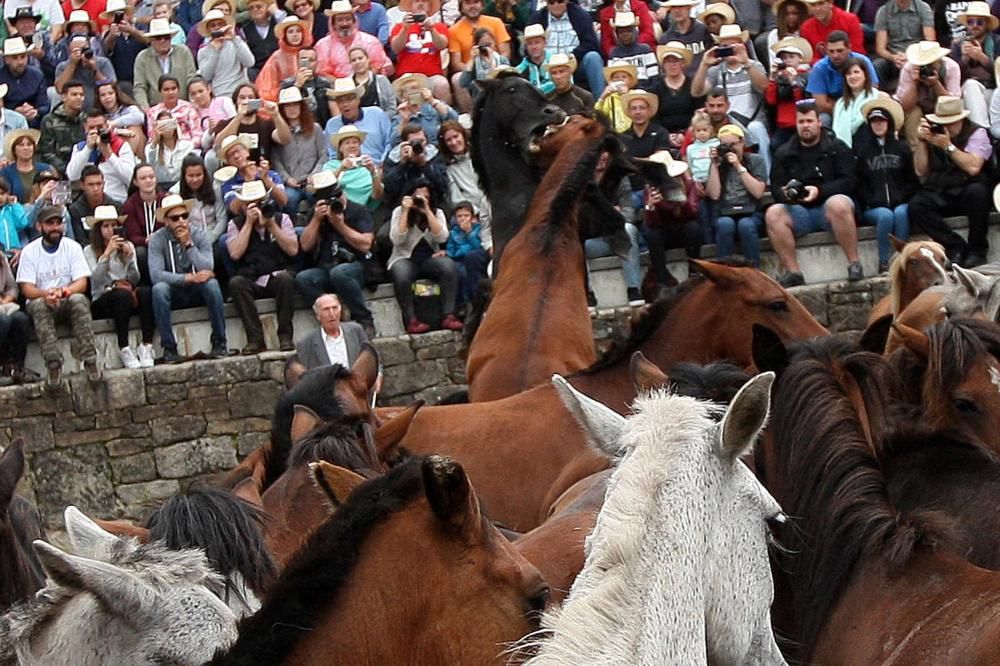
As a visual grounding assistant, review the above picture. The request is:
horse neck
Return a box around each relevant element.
[894,271,927,316]
[0,520,41,611]
[473,111,537,202]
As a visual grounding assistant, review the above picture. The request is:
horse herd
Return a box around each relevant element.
[3,83,1000,664]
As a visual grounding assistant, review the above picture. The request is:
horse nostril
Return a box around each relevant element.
[527,584,550,615]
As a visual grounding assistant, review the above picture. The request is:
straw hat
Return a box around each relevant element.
[10,7,41,23]
[661,0,698,7]
[86,204,127,229]
[714,23,749,43]
[621,88,659,115]
[860,96,904,128]
[326,77,364,99]
[4,128,39,161]
[329,124,367,148]
[145,18,175,38]
[0,84,9,100]
[612,11,637,28]
[698,2,736,24]
[656,41,693,65]
[487,64,519,78]
[906,40,950,66]
[202,0,236,16]
[154,195,194,223]
[236,180,269,202]
[99,0,134,21]
[278,86,304,105]
[392,72,430,97]
[925,95,970,124]
[993,183,1000,214]
[197,9,235,38]
[214,165,237,183]
[398,0,442,17]
[644,150,689,177]
[324,0,354,17]
[523,23,547,40]
[603,60,638,88]
[2,38,27,57]
[958,1,1000,31]
[65,10,97,32]
[310,170,338,192]
[284,0,320,11]
[219,134,252,162]
[543,53,577,73]
[771,35,813,61]
[275,15,304,40]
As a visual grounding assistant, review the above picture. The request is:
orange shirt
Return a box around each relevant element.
[447,15,509,64]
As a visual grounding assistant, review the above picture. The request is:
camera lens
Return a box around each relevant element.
[330,198,345,213]
[410,140,424,155]
[82,47,94,58]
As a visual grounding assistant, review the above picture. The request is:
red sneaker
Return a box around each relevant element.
[441,314,464,331]
[406,318,431,334]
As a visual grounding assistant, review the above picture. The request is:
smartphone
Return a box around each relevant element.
[714,45,735,58]
[247,99,262,112]
[52,181,70,205]
[31,31,42,48]
[113,225,126,238]
[113,11,125,22]
[411,12,426,21]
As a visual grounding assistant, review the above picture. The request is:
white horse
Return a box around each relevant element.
[519,373,787,665]
[0,508,237,666]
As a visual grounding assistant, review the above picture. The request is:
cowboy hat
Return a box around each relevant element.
[487,64,519,78]
[661,0,698,7]
[329,124,367,148]
[65,10,97,32]
[324,0,354,17]
[698,2,736,24]
[10,7,41,22]
[213,165,237,183]
[398,0,442,17]
[925,95,970,124]
[644,150,689,177]
[523,23,547,40]
[284,0,320,11]
[197,9,235,38]
[543,53,577,73]
[906,40,950,66]
[86,204,128,229]
[621,88,659,115]
[275,15,305,40]
[714,23,749,43]
[37,206,64,224]
[392,72,431,97]
[99,0,134,21]
[310,170,338,192]
[656,41,693,65]
[861,96,904,128]
[154,195,194,223]
[0,84,9,100]
[603,60,638,88]
[4,128,39,162]
[326,77,364,99]
[958,1,1000,31]
[612,11,637,28]
[201,0,235,16]
[236,180,269,202]
[277,86,304,105]
[771,35,813,61]
[145,18,175,38]
[2,38,27,57]
[993,183,1000,214]
[219,134,252,162]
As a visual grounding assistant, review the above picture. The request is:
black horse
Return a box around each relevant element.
[0,440,45,613]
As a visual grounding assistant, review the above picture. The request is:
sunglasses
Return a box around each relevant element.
[967,17,987,25]
[166,212,189,221]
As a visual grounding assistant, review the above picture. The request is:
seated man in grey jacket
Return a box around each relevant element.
[295,292,370,369]
[148,193,229,362]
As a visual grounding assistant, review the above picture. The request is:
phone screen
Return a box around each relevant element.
[52,181,70,205]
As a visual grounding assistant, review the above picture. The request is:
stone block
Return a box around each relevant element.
[120,423,151,439]
[237,431,270,457]
[130,403,169,423]
[409,330,457,350]
[146,383,187,403]
[829,290,872,306]
[416,342,457,361]
[53,416,95,433]
[828,303,873,334]
[69,376,108,415]
[144,363,194,385]
[446,357,467,384]
[381,359,447,397]
[193,357,261,385]
[189,385,227,399]
[789,285,829,327]
[173,396,230,416]
[17,392,73,417]
[110,452,157,484]
[373,337,415,366]
[104,370,147,410]
[207,417,270,436]
[10,417,54,453]
[264,360,286,383]
[55,428,121,448]
[95,411,132,429]
[151,415,207,446]
[0,400,16,419]
[154,437,238,479]
[115,479,179,510]
[105,438,152,457]
[31,444,116,529]
[228,382,281,418]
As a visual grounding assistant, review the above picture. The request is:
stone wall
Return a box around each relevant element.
[1,278,885,530]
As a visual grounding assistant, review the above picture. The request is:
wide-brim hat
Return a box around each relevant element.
[326,77,364,99]
[487,64,519,78]
[310,170,338,191]
[993,183,1000,213]
[145,18,175,38]
[771,35,813,61]
[214,165,238,183]
[219,134,252,162]
[275,15,304,40]
[284,0,320,11]
[621,88,659,116]
[392,72,430,97]
[86,204,127,228]
[278,86,304,105]
[958,1,1000,30]
[2,38,27,57]
[197,9,236,38]
[4,128,39,162]
[330,124,367,148]
[661,0,698,7]
[925,95,970,124]
[66,10,97,32]
[154,195,194,222]
[543,53,577,73]
[714,23,749,43]
[656,41,693,65]
[10,7,41,22]
[523,23,547,40]
[603,61,638,88]
[906,40,950,66]
[202,0,236,16]
[236,180,269,202]
[398,0,442,17]
[612,11,637,28]
[99,0,135,20]
[698,2,736,24]
[861,96,904,128]
[644,150,689,177]
[0,84,9,100]
[324,0,354,17]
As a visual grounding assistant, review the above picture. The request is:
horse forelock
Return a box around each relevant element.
[925,318,1000,402]
[286,417,380,474]
[890,241,948,315]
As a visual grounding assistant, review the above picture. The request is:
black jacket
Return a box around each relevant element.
[853,126,918,209]
[770,129,857,205]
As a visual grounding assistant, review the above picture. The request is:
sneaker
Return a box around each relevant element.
[161,347,182,364]
[586,290,597,307]
[84,359,102,383]
[847,262,864,282]
[119,346,140,370]
[278,336,295,352]
[209,342,228,359]
[406,318,431,335]
[137,344,155,368]
[778,271,806,288]
[361,321,377,339]
[441,314,463,331]
[46,361,61,389]
[626,287,644,306]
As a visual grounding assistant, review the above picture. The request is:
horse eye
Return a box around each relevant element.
[953,398,981,415]
[766,300,789,312]
[527,585,550,615]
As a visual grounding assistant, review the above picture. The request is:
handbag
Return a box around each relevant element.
[112,280,139,309]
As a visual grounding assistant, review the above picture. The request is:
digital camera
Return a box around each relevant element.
[409,139,424,155]
[81,47,94,58]
[919,64,936,79]
[785,179,806,203]
[259,199,277,219]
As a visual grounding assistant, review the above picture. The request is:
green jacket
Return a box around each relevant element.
[38,103,84,176]
[132,46,198,108]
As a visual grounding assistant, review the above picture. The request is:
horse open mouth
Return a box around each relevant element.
[528,116,571,153]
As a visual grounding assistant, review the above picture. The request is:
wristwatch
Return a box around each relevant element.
[946,144,957,154]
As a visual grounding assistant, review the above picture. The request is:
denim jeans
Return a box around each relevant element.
[576,51,606,96]
[284,186,315,219]
[152,279,227,352]
[585,222,641,289]
[294,261,374,325]
[862,204,909,265]
[715,213,763,266]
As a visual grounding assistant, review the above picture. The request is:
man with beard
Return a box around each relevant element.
[16,205,99,388]
[948,2,998,128]
[806,31,878,117]
[448,0,511,112]
[765,100,860,287]
[315,1,392,80]
[0,38,48,127]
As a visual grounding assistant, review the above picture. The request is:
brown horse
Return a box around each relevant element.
[868,237,949,324]
[211,456,549,665]
[466,116,618,403]
[0,440,45,613]
[755,333,1000,665]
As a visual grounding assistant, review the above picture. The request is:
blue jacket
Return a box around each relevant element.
[0,202,30,251]
[0,65,49,124]
[529,3,601,61]
[0,161,52,204]
[447,223,483,259]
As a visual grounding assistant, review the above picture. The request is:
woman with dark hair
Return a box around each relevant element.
[212,83,290,162]
[146,75,202,143]
[122,163,167,283]
[175,154,228,243]
[438,119,489,220]
[0,130,52,204]
[188,77,237,151]
[833,58,879,147]
[765,0,808,52]
[271,87,327,217]
[95,81,147,156]
[457,28,510,97]
[853,97,917,273]
[388,179,463,334]
[649,43,705,147]
[349,46,397,117]
[145,109,195,189]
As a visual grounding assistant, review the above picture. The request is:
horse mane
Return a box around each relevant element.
[470,72,527,200]
[667,361,750,405]
[880,425,994,468]
[769,338,955,659]
[211,458,427,666]
[286,418,381,477]
[541,136,605,253]
[889,240,946,315]
[145,484,276,598]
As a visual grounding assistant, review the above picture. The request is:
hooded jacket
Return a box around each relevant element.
[853,124,918,209]
[255,30,316,103]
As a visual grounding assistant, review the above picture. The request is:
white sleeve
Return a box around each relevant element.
[70,243,92,280]
[15,245,36,284]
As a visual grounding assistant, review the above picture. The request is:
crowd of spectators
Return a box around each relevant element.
[0,0,998,386]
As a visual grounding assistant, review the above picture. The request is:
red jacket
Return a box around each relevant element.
[123,191,166,248]
[598,3,657,58]
[644,173,699,229]
[765,77,806,128]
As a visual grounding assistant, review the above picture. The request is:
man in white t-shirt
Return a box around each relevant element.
[16,205,99,388]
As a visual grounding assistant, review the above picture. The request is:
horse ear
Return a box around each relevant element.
[552,374,626,458]
[890,234,907,253]
[33,540,157,620]
[375,400,424,462]
[65,506,122,560]
[350,343,382,397]
[421,455,480,540]
[0,439,26,511]
[232,477,263,510]
[892,323,929,360]
[291,405,323,444]
[720,372,775,460]
[690,259,741,286]
[309,461,366,509]
[751,324,789,375]
[954,265,990,298]
[94,518,150,543]
[859,313,893,354]
[629,352,668,393]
